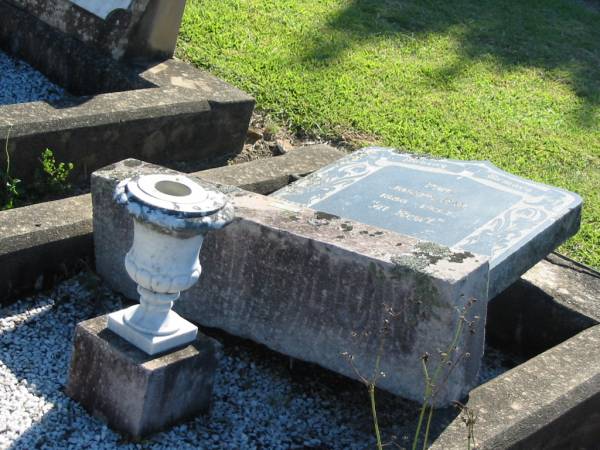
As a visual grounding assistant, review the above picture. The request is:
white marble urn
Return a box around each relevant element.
[108,173,234,355]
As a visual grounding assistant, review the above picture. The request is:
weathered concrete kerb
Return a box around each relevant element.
[0,193,93,302]
[93,159,489,406]
[431,324,600,450]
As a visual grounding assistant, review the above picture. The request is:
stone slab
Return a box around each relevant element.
[92,159,489,405]
[65,315,220,439]
[0,145,342,304]
[431,324,600,449]
[273,147,582,298]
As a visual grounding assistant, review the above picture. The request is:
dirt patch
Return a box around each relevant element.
[229,110,376,165]
[230,111,322,164]
[170,108,378,174]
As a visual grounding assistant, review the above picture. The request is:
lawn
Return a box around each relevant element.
[178,0,600,268]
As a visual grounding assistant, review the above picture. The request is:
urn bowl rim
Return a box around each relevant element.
[125,174,227,216]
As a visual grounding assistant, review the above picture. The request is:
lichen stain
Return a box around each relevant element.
[282,214,301,223]
[340,223,353,232]
[314,211,340,221]
[388,255,447,321]
[411,242,474,266]
[448,251,474,263]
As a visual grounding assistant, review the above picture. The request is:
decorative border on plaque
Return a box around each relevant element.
[274,147,582,267]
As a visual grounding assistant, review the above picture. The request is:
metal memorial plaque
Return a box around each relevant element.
[70,0,133,19]
[273,147,582,298]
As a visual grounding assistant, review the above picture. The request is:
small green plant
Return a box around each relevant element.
[1,140,74,209]
[1,127,21,210]
[37,148,74,195]
[263,115,281,139]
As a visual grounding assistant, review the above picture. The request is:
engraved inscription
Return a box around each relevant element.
[367,181,465,225]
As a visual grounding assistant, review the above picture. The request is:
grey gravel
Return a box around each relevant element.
[0,273,520,450]
[0,50,65,106]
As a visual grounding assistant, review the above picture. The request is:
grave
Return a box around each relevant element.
[0,2,596,445]
[0,0,254,184]
[273,147,582,299]
[92,148,582,406]
[2,153,599,446]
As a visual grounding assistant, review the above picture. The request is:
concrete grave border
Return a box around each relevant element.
[0,0,254,184]
[431,323,600,449]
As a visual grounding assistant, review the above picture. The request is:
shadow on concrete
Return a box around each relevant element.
[487,277,598,358]
[301,0,600,127]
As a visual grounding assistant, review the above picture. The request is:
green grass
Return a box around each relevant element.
[179,0,600,268]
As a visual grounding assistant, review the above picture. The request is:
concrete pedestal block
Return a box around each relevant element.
[65,315,220,439]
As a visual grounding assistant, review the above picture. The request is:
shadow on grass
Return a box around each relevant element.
[302,0,600,126]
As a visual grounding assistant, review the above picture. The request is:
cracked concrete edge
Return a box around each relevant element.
[196,144,347,195]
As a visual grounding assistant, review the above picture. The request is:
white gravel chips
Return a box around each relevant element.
[0,50,65,106]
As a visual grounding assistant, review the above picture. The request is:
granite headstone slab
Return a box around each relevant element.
[273,147,582,298]
[7,0,186,61]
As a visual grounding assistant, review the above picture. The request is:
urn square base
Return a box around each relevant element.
[107,305,198,355]
[66,315,220,439]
